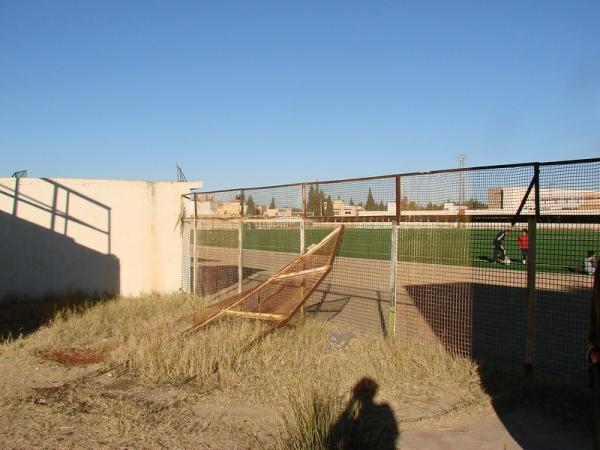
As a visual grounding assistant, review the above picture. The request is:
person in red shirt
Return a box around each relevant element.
[517,229,528,265]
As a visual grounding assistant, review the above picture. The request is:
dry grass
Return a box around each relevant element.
[2,293,490,447]
[2,293,487,402]
[2,293,202,350]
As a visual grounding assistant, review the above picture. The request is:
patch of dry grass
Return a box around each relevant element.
[2,293,489,448]
[3,293,487,404]
[2,293,202,353]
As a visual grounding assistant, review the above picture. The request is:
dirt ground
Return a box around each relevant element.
[0,353,592,449]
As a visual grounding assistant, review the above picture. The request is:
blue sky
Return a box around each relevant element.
[1,1,599,190]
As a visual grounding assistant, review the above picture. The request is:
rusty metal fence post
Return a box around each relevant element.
[239,189,244,293]
[389,222,398,336]
[389,175,401,337]
[301,184,306,255]
[524,163,540,374]
[192,193,198,295]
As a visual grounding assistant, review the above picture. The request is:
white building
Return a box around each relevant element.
[196,199,240,216]
[488,187,600,213]
[333,198,365,216]
[265,207,293,217]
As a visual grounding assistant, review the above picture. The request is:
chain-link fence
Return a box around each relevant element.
[182,158,600,384]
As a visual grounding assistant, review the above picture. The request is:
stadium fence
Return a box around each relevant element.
[181,157,600,385]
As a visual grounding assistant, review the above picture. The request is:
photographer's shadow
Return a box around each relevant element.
[329,377,399,450]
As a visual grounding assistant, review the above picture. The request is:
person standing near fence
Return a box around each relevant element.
[492,229,511,264]
[586,251,598,275]
[517,229,528,265]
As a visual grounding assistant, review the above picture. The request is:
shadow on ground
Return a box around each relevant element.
[329,377,399,450]
[0,296,114,340]
[404,281,593,449]
[194,265,261,297]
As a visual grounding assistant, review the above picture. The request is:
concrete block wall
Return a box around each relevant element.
[0,177,202,301]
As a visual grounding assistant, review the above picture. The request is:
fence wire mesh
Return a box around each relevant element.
[182,158,600,385]
[181,220,192,294]
[193,219,240,298]
[304,221,392,334]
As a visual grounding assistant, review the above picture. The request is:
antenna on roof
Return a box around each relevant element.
[176,164,188,182]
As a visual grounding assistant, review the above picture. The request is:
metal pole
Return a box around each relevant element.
[524,163,540,374]
[50,185,58,232]
[301,184,306,255]
[300,219,305,255]
[524,216,537,374]
[534,163,541,216]
[388,222,398,337]
[239,189,244,293]
[192,193,198,295]
[301,183,307,219]
[395,175,401,223]
[300,184,306,318]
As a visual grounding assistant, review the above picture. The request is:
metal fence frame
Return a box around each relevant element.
[182,157,600,383]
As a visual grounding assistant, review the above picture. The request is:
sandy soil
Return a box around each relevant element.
[0,353,592,449]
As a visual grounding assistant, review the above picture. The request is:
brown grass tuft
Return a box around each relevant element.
[38,346,112,365]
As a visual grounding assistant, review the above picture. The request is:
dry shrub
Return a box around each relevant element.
[273,389,341,450]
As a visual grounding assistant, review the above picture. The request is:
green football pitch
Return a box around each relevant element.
[196,227,598,274]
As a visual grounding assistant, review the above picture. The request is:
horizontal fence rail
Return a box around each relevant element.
[182,158,600,386]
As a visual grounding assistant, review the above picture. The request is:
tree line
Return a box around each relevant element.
[238,188,487,216]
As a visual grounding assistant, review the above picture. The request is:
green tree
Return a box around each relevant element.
[400,196,418,210]
[307,184,327,216]
[365,188,378,211]
[425,202,443,210]
[349,198,355,206]
[325,195,334,216]
[465,198,487,209]
[246,195,257,216]
[270,197,276,209]
[307,185,316,216]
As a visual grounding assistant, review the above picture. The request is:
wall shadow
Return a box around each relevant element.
[404,282,591,379]
[0,210,120,337]
[404,281,592,449]
[305,283,390,334]
[194,265,261,297]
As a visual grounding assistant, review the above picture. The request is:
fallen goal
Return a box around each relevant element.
[180,225,345,333]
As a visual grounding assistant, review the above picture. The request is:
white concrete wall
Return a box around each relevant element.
[0,177,202,301]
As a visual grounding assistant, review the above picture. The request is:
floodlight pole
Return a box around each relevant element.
[458,154,465,206]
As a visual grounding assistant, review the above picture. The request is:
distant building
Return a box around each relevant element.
[196,199,240,216]
[220,201,241,216]
[265,207,293,217]
[487,187,600,213]
[197,199,217,216]
[333,198,364,216]
[443,202,460,212]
